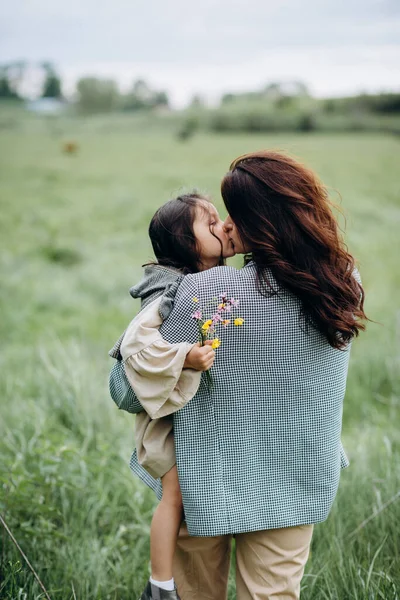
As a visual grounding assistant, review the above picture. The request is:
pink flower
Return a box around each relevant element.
[192,310,202,320]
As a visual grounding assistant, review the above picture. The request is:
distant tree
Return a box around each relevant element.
[153,91,169,108]
[221,93,235,104]
[41,62,62,98]
[297,112,316,132]
[275,95,295,110]
[265,81,310,108]
[123,94,145,111]
[122,79,169,111]
[0,66,19,99]
[134,79,152,99]
[76,77,119,113]
[123,79,150,111]
[323,99,337,113]
[362,93,400,114]
[190,94,205,108]
[264,83,281,100]
[0,62,26,99]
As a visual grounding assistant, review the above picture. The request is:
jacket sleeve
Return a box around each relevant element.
[120,296,201,419]
[109,359,145,414]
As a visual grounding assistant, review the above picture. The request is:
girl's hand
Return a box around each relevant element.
[184,341,215,371]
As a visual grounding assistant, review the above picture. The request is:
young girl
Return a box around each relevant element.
[109,192,235,600]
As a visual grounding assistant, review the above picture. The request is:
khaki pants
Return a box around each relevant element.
[172,521,313,600]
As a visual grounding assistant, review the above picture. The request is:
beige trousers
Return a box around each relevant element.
[172,521,313,600]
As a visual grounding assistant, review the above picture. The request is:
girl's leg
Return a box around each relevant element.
[173,521,233,600]
[150,464,184,581]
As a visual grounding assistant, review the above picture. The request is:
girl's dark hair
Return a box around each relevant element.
[148,192,224,274]
[221,150,368,350]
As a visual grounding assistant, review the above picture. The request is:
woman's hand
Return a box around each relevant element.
[184,341,215,371]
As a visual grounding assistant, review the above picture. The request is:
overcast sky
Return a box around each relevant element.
[1,0,399,106]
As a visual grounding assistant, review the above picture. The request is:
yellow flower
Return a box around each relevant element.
[192,297,199,303]
[222,319,231,327]
[211,338,220,349]
[202,319,213,331]
[218,303,226,310]
[234,318,244,326]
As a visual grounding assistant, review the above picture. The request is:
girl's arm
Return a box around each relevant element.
[108,338,212,415]
[118,296,212,419]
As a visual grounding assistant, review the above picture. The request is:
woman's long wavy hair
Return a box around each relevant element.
[221,150,367,350]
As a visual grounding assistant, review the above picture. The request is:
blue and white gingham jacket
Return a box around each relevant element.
[110,261,357,537]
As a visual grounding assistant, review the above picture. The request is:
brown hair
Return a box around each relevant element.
[221,150,367,350]
[148,192,224,273]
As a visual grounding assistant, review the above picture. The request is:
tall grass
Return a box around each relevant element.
[0,117,399,598]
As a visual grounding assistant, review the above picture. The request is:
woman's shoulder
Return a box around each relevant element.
[186,265,244,287]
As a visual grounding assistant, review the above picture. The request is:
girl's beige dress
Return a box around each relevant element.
[120,296,201,479]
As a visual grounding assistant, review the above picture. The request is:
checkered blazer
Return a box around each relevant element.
[110,261,358,537]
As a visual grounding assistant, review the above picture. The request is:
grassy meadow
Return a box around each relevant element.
[0,111,399,599]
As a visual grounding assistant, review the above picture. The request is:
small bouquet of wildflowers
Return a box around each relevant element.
[191,292,244,388]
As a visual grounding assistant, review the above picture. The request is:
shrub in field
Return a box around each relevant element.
[176,116,198,141]
[41,245,82,267]
[207,105,301,133]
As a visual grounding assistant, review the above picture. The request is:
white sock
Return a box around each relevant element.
[150,576,175,591]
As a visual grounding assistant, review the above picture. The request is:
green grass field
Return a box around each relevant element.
[0,115,399,599]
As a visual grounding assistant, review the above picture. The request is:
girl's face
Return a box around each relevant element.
[193,201,235,270]
[223,215,250,254]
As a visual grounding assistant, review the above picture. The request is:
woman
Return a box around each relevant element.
[110,150,367,600]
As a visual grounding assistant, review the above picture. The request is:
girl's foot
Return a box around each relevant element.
[139,579,181,600]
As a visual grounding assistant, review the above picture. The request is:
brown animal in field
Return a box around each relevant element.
[63,142,79,154]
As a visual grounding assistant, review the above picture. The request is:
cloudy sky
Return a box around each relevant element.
[1,0,400,106]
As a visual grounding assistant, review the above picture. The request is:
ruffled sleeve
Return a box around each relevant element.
[120,296,201,420]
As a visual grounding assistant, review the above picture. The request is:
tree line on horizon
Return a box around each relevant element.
[1,60,400,135]
[0,61,170,113]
